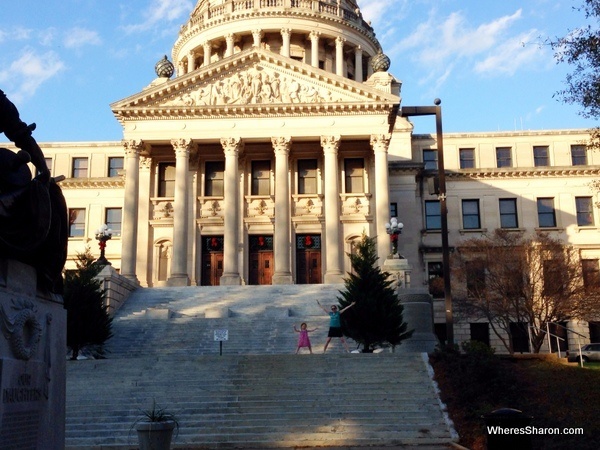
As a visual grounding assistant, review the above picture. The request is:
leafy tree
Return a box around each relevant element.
[63,248,113,360]
[338,233,413,352]
[552,0,600,149]
[452,229,600,354]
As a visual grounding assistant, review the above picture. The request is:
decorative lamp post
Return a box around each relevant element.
[95,224,113,266]
[385,217,404,258]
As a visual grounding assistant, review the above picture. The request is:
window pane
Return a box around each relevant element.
[423,150,438,170]
[582,259,600,292]
[298,159,317,194]
[344,158,364,193]
[459,149,474,169]
[571,145,587,166]
[499,198,518,228]
[252,160,271,195]
[44,158,53,175]
[425,200,441,230]
[576,197,594,226]
[72,158,88,178]
[158,163,176,197]
[105,208,122,237]
[537,198,556,227]
[108,157,124,177]
[428,261,444,298]
[68,208,85,237]
[496,147,512,168]
[462,200,480,229]
[205,161,225,196]
[533,146,549,167]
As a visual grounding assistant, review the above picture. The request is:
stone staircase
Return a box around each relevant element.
[65,285,458,449]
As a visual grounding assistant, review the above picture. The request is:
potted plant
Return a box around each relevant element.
[133,399,179,450]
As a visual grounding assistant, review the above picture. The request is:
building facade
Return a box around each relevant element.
[19,0,600,351]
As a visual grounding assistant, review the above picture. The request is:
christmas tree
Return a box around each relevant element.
[338,233,413,352]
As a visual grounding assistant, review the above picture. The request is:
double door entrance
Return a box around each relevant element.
[201,234,322,285]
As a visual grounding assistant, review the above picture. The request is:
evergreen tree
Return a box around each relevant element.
[338,234,413,352]
[63,248,113,360]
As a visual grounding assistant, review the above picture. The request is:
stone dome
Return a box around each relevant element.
[171,0,383,83]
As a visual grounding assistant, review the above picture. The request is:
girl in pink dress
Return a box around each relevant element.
[294,322,317,354]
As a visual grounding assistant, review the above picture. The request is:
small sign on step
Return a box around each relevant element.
[214,329,229,341]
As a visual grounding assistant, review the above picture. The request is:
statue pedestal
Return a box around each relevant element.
[384,257,439,353]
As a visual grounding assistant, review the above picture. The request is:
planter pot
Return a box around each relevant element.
[136,420,176,450]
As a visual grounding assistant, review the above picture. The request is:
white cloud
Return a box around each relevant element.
[123,0,193,34]
[0,49,65,103]
[474,30,546,76]
[64,27,102,49]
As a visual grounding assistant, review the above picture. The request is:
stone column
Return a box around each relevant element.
[371,134,392,262]
[220,137,242,285]
[335,36,345,76]
[188,51,196,72]
[177,60,185,77]
[203,41,211,66]
[321,135,343,283]
[272,136,293,284]
[121,140,143,283]
[252,29,263,48]
[225,33,235,57]
[354,46,363,82]
[168,138,192,286]
[309,31,320,68]
[280,28,291,58]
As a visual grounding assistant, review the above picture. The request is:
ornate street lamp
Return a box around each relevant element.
[95,224,113,266]
[385,217,404,257]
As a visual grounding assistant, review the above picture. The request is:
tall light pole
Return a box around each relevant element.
[401,99,454,346]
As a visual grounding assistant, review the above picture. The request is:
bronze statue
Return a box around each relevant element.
[0,89,68,293]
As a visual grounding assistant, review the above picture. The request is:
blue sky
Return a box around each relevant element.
[0,0,597,142]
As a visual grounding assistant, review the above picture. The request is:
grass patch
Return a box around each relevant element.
[430,346,600,450]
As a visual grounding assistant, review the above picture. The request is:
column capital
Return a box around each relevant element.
[252,29,263,47]
[221,137,243,156]
[370,134,391,153]
[335,36,346,47]
[280,28,291,38]
[309,30,321,42]
[139,156,152,170]
[271,136,292,155]
[123,140,144,157]
[171,138,193,156]
[320,135,341,153]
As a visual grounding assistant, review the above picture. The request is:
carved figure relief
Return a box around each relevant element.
[163,64,341,107]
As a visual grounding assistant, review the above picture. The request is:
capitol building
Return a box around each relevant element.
[24,0,600,350]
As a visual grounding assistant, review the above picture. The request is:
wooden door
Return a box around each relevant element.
[249,251,273,285]
[201,252,223,286]
[296,250,322,284]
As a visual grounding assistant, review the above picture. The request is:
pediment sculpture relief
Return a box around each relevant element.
[163,65,343,107]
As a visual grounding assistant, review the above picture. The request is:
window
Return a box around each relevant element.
[68,208,85,237]
[499,198,518,228]
[533,146,549,167]
[496,147,512,168]
[428,261,444,298]
[537,198,556,227]
[158,162,176,197]
[344,158,364,193]
[459,148,475,169]
[105,208,122,237]
[582,259,600,293]
[571,145,587,166]
[470,323,490,347]
[108,157,124,177]
[462,199,481,229]
[251,160,271,195]
[72,157,88,178]
[423,149,438,170]
[425,200,441,230]
[297,159,318,194]
[543,259,564,297]
[576,197,594,226]
[466,260,486,297]
[205,161,225,196]
[390,202,398,219]
[44,157,52,175]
